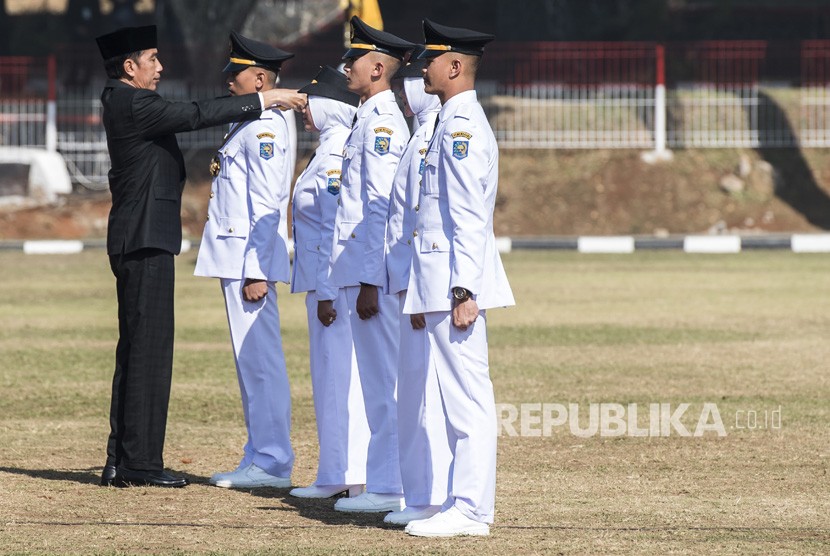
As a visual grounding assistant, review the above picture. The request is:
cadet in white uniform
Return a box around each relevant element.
[383,49,452,527]
[403,20,515,537]
[288,66,370,499]
[194,32,298,489]
[316,16,414,513]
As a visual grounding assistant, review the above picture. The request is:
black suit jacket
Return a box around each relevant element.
[101,79,262,255]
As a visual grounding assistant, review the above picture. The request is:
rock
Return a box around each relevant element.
[708,220,727,235]
[751,160,782,194]
[719,174,745,195]
[738,153,752,178]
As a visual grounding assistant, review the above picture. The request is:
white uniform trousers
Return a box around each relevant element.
[304,291,370,485]
[342,284,402,494]
[222,278,294,477]
[424,309,496,524]
[397,292,452,507]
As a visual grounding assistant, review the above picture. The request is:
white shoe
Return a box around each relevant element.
[333,492,404,513]
[289,484,364,499]
[383,505,441,526]
[405,506,490,537]
[209,463,291,489]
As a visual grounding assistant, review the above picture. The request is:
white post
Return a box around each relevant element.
[642,44,673,163]
[46,54,57,153]
[46,100,57,153]
[654,82,666,155]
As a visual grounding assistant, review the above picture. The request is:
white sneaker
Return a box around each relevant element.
[209,463,291,489]
[405,506,490,537]
[333,492,404,513]
[383,505,441,526]
[289,484,364,499]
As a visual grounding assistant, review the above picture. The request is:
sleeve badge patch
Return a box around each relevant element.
[374,135,391,155]
[452,140,469,160]
[257,132,276,139]
[374,127,394,135]
[259,142,274,160]
[327,177,341,195]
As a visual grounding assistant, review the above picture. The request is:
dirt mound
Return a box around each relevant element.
[1,148,828,241]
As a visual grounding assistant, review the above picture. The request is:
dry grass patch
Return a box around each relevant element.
[1,250,829,554]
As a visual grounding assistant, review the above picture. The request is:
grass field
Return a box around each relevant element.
[1,249,829,554]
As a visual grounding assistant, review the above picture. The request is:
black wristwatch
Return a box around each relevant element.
[452,287,472,302]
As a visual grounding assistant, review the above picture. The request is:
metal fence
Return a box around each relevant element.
[2,40,830,186]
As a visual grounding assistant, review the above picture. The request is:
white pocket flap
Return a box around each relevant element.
[420,230,450,253]
[338,220,365,242]
[217,217,247,238]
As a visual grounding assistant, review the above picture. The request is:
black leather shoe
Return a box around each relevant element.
[114,468,189,488]
[100,464,118,486]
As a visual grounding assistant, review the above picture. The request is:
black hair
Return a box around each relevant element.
[103,50,143,79]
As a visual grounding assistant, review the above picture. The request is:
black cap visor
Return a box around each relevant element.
[299,83,359,107]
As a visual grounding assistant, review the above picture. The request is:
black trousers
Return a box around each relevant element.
[106,248,175,471]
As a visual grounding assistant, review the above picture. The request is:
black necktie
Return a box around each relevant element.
[351,113,358,128]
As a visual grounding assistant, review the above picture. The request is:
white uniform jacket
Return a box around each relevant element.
[291,97,354,296]
[386,93,439,295]
[321,89,410,299]
[404,90,514,314]
[194,109,291,282]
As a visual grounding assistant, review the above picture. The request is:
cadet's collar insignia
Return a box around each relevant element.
[374,135,391,155]
[418,148,427,155]
[209,155,221,177]
[257,132,275,139]
[451,131,472,139]
[374,126,393,135]
[452,139,468,160]
[260,142,274,160]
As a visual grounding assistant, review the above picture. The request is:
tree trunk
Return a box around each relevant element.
[158,0,258,86]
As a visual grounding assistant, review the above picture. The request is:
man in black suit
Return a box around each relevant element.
[95,25,306,488]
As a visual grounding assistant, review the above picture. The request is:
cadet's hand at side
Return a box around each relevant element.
[317,300,337,327]
[452,298,479,331]
[242,278,268,302]
[356,283,379,320]
[410,313,426,330]
[262,89,307,111]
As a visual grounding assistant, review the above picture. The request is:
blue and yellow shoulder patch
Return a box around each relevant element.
[374,135,391,155]
[451,132,472,160]
[326,169,341,195]
[260,142,274,160]
[257,132,275,139]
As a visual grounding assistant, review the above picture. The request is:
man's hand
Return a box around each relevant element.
[262,89,307,111]
[242,278,268,302]
[452,298,479,331]
[410,313,426,330]
[317,300,337,326]
[356,283,379,320]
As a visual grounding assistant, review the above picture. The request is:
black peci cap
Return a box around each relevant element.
[223,30,294,73]
[96,25,157,59]
[419,19,495,59]
[393,45,428,79]
[343,16,415,61]
[299,66,360,107]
